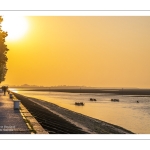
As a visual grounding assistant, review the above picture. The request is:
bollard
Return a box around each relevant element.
[9,93,13,99]
[14,100,20,110]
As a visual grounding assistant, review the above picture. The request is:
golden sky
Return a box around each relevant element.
[2,16,150,88]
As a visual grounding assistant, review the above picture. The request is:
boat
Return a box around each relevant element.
[75,102,84,106]
[90,98,96,101]
[111,99,119,102]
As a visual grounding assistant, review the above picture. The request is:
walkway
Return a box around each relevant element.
[0,91,30,134]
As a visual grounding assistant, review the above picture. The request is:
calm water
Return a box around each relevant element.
[11,89,150,134]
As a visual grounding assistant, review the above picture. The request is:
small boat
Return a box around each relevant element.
[75,102,84,106]
[90,98,96,101]
[111,99,119,102]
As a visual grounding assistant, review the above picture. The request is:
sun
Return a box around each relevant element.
[1,16,28,41]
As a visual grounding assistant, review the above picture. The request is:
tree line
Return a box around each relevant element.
[0,16,9,84]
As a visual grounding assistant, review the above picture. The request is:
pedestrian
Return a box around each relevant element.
[7,89,10,94]
[1,86,8,96]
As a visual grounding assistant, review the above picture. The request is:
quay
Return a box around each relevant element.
[0,89,134,134]
[0,91,48,134]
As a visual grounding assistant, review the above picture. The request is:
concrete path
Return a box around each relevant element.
[0,92,30,134]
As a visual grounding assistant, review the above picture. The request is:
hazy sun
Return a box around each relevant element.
[1,16,28,41]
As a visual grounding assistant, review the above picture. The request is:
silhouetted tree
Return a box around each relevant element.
[0,16,9,83]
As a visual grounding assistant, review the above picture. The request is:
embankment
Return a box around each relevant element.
[13,92,134,134]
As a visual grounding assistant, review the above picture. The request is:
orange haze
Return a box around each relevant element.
[2,16,150,88]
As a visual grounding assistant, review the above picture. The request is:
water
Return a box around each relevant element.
[11,89,150,134]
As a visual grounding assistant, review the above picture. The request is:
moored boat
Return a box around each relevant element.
[90,98,96,101]
[75,102,84,106]
[111,99,119,102]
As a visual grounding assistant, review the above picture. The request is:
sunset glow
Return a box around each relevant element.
[2,16,150,88]
[1,16,28,41]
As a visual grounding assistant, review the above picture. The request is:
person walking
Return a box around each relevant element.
[1,86,8,96]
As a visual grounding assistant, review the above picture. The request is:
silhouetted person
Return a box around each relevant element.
[7,90,10,94]
[1,86,8,96]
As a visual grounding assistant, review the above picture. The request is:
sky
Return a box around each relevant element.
[1,16,150,88]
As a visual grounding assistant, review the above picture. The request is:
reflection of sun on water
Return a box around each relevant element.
[9,88,18,93]
[1,16,28,41]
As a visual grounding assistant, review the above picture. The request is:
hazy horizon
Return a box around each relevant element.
[2,16,150,88]
[1,83,148,89]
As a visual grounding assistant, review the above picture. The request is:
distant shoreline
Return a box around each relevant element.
[10,87,150,95]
